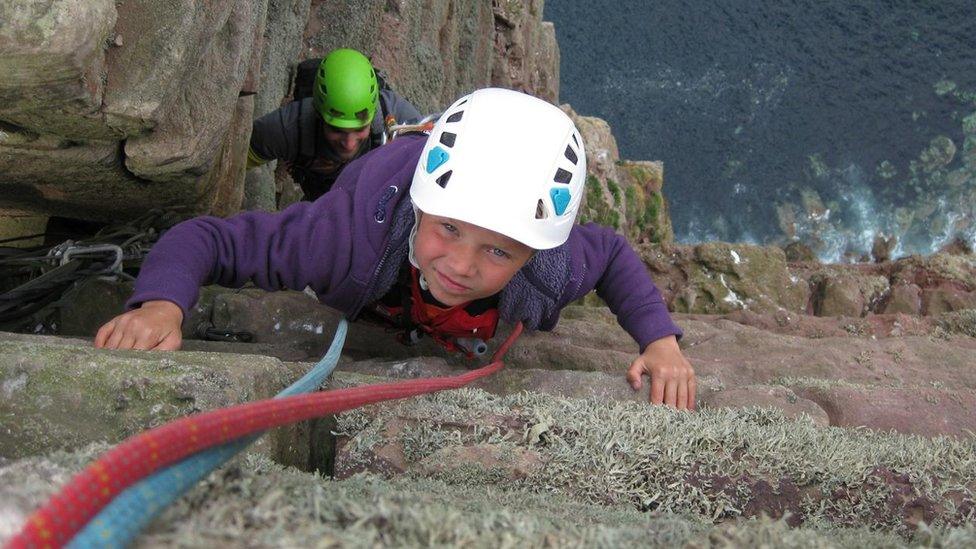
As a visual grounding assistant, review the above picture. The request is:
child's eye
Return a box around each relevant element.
[489,247,511,259]
[441,223,458,234]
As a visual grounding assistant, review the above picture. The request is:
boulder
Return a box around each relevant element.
[809,270,889,317]
[882,282,922,315]
[664,243,809,314]
[0,0,266,222]
[921,287,976,316]
[0,333,319,470]
[0,0,117,139]
[791,384,976,439]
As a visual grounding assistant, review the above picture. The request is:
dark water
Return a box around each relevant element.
[545,1,976,260]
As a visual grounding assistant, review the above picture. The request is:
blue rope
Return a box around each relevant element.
[68,319,347,548]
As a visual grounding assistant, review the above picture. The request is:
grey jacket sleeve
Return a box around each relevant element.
[380,89,423,125]
[249,100,305,163]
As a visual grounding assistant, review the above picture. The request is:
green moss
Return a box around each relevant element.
[644,191,664,242]
[582,175,619,229]
[607,178,622,205]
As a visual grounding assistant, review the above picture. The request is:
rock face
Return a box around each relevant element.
[567,106,675,245]
[0,0,266,221]
[0,334,324,470]
[635,243,976,319]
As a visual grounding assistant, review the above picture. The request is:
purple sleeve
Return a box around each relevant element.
[126,191,354,319]
[570,223,682,351]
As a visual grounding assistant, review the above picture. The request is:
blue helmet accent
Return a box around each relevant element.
[550,187,571,216]
[426,146,450,174]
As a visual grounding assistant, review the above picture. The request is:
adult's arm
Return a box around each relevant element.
[380,89,423,125]
[247,101,305,167]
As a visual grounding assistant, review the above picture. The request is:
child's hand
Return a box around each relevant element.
[626,335,696,410]
[94,300,184,351]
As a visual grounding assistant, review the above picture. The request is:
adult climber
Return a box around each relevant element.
[247,48,423,201]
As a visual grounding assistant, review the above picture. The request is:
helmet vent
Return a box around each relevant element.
[436,170,453,189]
[572,133,579,146]
[554,168,573,184]
[535,199,549,219]
[446,111,464,123]
[439,132,457,147]
[565,145,578,165]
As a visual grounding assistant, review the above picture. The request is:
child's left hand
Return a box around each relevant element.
[626,335,696,410]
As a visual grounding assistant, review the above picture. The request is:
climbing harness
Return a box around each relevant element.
[365,266,498,358]
[382,114,437,145]
[7,322,523,549]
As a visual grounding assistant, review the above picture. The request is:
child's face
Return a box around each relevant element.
[413,213,535,306]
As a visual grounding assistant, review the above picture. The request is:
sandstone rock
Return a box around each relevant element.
[0,334,315,469]
[123,0,263,193]
[809,271,889,317]
[560,108,674,245]
[699,385,829,427]
[302,1,495,115]
[921,287,976,315]
[667,243,809,314]
[889,253,976,291]
[491,0,559,103]
[0,212,47,248]
[0,140,145,220]
[1,0,266,222]
[0,0,117,139]
[416,444,544,482]
[617,160,673,244]
[791,384,976,439]
[251,0,311,117]
[782,240,817,262]
[871,234,897,263]
[883,282,922,315]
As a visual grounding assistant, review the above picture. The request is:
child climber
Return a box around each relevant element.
[95,88,696,410]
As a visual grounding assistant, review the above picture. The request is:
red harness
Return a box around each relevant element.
[367,267,499,358]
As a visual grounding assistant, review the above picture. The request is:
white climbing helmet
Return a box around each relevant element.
[410,87,586,250]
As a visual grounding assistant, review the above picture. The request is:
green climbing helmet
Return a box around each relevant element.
[312,48,379,129]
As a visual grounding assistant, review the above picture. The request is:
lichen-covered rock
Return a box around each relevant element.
[0,334,312,468]
[331,389,976,533]
[16,445,973,548]
[618,160,673,244]
[665,243,809,314]
[889,253,976,291]
[700,384,829,427]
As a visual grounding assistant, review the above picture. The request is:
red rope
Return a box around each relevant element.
[7,323,522,549]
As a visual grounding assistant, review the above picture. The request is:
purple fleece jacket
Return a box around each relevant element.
[128,134,682,351]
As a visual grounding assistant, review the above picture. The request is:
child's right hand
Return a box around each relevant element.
[94,300,184,351]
